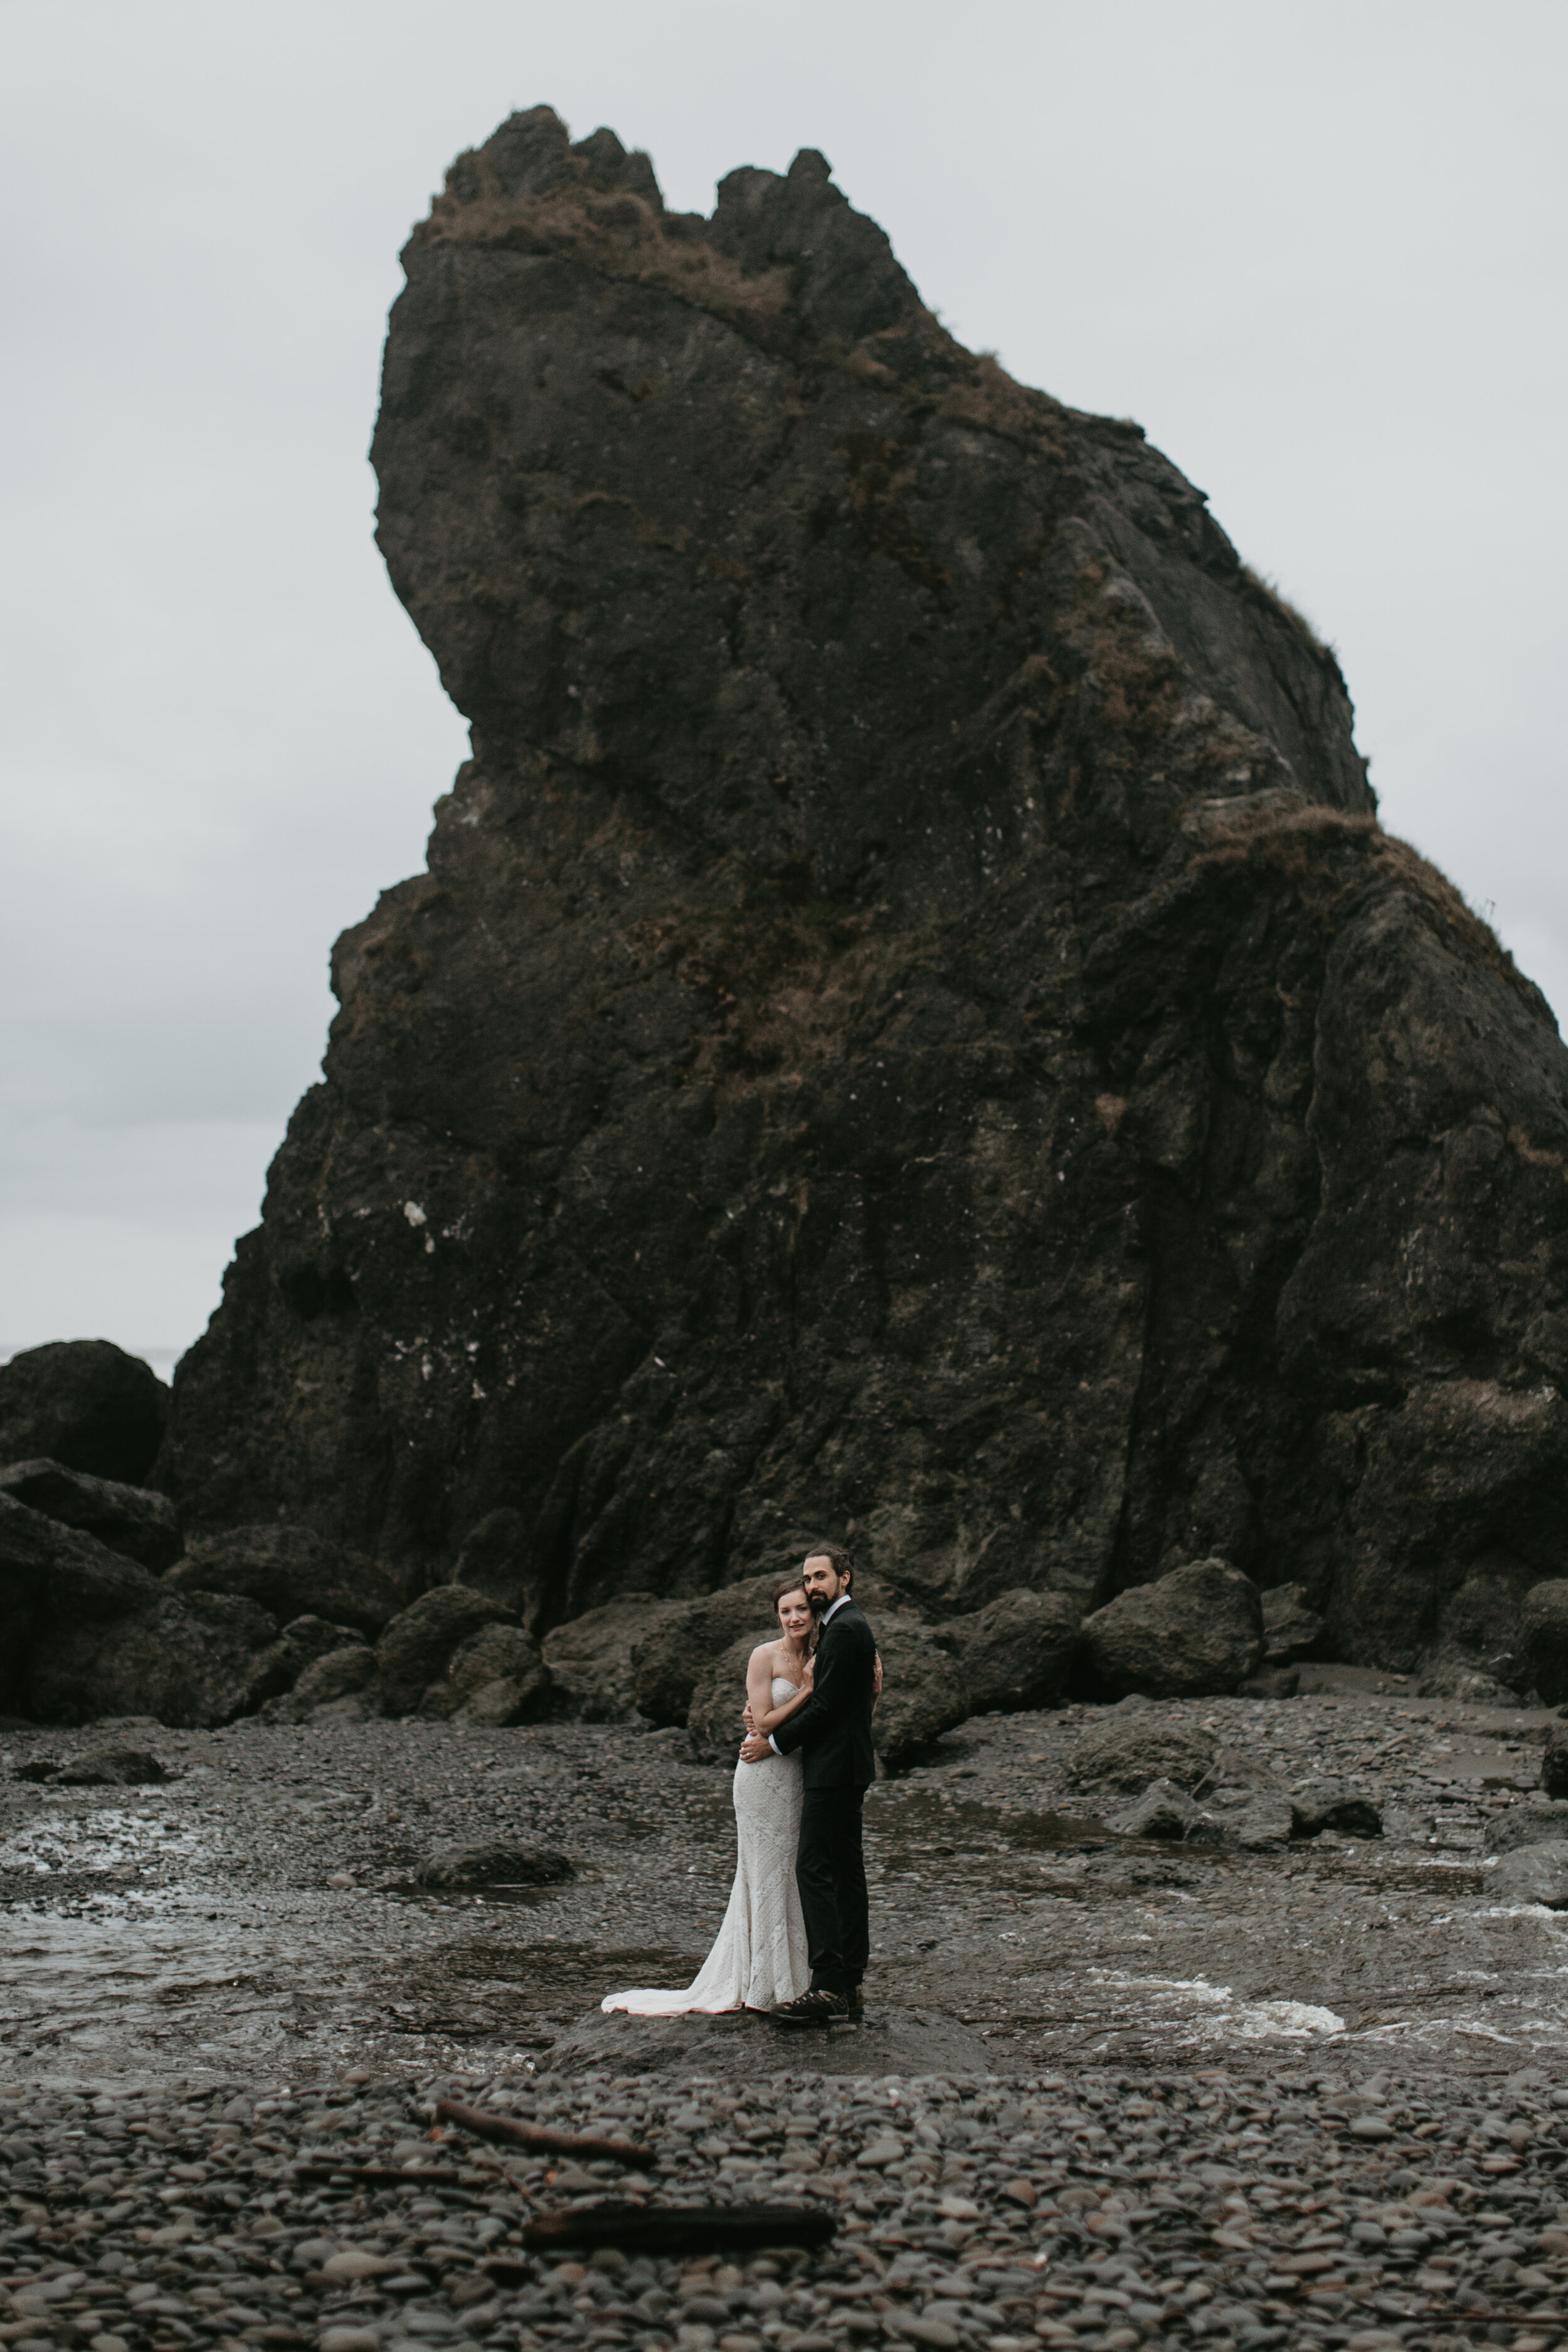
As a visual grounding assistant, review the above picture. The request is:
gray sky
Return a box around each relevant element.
[2,0,1564,1375]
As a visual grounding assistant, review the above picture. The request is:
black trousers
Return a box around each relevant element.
[795,1784,869,1992]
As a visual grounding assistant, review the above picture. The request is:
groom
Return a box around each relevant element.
[739,1544,876,2026]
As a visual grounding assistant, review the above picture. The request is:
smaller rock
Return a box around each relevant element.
[414,1840,573,1890]
[167,1525,404,1635]
[1081,1558,1264,1698]
[1491,1840,1568,1908]
[1291,1779,1382,1839]
[1488,1799,1568,1853]
[1540,1724,1568,1800]
[1109,1778,1198,1840]
[0,1459,181,1569]
[50,1746,168,1788]
[376,1586,520,1713]
[1261,1583,1325,1663]
[321,2252,400,2282]
[545,1594,684,1724]
[260,1645,379,1724]
[420,1620,550,1723]
[1063,1714,1219,1795]
[1230,1792,1294,1851]
[320,2329,381,2352]
[1417,1656,1522,1704]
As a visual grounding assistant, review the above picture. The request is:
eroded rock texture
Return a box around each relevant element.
[158,107,1568,1670]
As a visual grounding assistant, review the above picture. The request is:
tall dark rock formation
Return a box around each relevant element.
[158,109,1568,1671]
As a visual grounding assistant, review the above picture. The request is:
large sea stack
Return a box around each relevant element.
[158,109,1568,1671]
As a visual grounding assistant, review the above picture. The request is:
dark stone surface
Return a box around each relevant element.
[944,1587,1081,1712]
[0,1457,182,1570]
[153,105,1568,1684]
[1488,1798,1568,1853]
[164,1524,406,1635]
[418,1619,551,1721]
[1521,1579,1568,1708]
[1290,1777,1382,1838]
[50,1746,169,1788]
[0,1341,169,1486]
[414,1839,574,1889]
[1061,1713,1219,1794]
[374,1585,521,1714]
[1260,1581,1324,1664]
[1542,1721,1568,1799]
[1490,1839,1568,1907]
[1081,1557,1264,1697]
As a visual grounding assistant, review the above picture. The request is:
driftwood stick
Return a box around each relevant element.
[435,2094,656,2169]
[518,2201,837,2256]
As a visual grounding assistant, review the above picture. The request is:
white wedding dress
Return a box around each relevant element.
[602,1676,810,2014]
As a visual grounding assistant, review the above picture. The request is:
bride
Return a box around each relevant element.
[602,1579,824,2015]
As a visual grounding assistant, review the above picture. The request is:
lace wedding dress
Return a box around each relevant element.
[602,1676,810,2014]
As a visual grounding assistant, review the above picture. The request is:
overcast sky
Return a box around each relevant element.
[2,0,1564,1377]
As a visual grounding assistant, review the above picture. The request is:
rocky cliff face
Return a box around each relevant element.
[157,108,1568,1673]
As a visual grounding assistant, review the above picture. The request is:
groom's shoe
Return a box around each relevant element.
[845,1983,865,2020]
[767,1988,848,2028]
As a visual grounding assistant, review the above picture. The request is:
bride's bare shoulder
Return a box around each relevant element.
[749,1638,782,1666]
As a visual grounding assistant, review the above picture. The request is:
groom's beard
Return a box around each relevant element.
[807,1591,828,1618]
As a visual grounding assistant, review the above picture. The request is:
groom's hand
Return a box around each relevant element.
[739,1732,771,1763]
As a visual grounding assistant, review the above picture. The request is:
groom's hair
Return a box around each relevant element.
[805,1542,856,1591]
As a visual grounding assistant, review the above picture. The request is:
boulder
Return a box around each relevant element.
[246,1615,369,1710]
[1063,1714,1220,1796]
[31,1587,281,1729]
[1290,1779,1382,1839]
[262,1645,379,1723]
[0,1340,169,1485]
[1488,1799,1568,1854]
[165,1525,404,1636]
[543,1594,684,1723]
[685,1634,761,1764]
[1109,1778,1198,1840]
[414,1841,573,1890]
[0,1459,181,1570]
[1417,1656,1523,1705]
[870,1613,970,1767]
[1260,1583,1325,1665]
[1,1489,279,1726]
[946,1589,1081,1713]
[1520,1582,1568,1708]
[1490,1841,1568,1909]
[1081,1559,1264,1698]
[51,1747,169,1788]
[1541,1724,1568,1800]
[1226,1792,1295,1850]
[375,1587,521,1714]
[420,1622,551,1723]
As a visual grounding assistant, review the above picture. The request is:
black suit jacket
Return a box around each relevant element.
[771,1596,877,1789]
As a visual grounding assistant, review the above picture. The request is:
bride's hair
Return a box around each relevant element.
[772,1577,817,1651]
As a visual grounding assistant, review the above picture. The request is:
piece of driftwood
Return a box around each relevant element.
[516,2201,837,2256]
[435,2095,655,2168]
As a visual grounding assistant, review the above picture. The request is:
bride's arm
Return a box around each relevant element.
[744,1647,816,1736]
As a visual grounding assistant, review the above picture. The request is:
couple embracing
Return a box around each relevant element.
[605,1546,880,2027]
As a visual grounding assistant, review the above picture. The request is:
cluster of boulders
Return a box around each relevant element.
[1059,1708,1384,1852]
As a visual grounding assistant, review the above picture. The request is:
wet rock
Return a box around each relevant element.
[684,1634,761,1764]
[1491,1840,1568,1907]
[375,1586,521,1714]
[1417,1653,1522,1703]
[165,1523,405,1635]
[0,1458,182,1569]
[1540,1722,1568,1799]
[262,1643,379,1722]
[1,1491,280,1726]
[946,1588,1081,1712]
[245,1613,371,1711]
[1108,1777,1197,1839]
[1063,1712,1220,1794]
[50,1745,169,1787]
[1081,1559,1264,1697]
[414,1839,573,1889]
[0,1339,169,1485]
[544,1594,684,1723]
[1487,1798,1568,1853]
[421,1621,551,1722]
[1521,1579,1568,1707]
[1290,1777,1382,1838]
[1261,1582,1324,1663]
[867,1614,969,1768]
[1227,1791,1295,1850]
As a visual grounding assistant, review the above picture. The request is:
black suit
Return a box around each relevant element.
[771,1596,876,1993]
